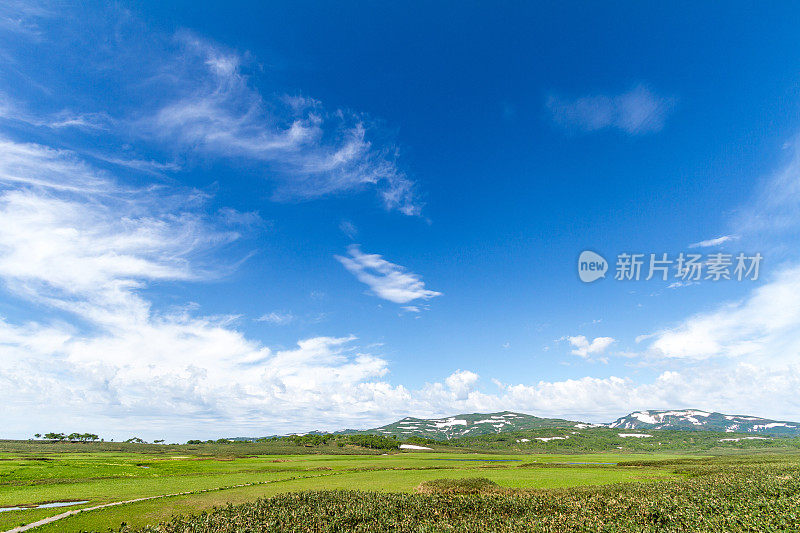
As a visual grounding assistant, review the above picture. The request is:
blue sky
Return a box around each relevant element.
[1,2,800,440]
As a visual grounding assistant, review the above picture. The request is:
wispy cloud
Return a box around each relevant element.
[667,280,699,289]
[335,245,442,305]
[339,220,358,239]
[255,311,295,325]
[0,9,422,216]
[0,137,111,193]
[689,235,739,248]
[134,32,420,215]
[547,85,675,135]
[0,1,50,39]
[0,92,114,131]
[734,139,800,245]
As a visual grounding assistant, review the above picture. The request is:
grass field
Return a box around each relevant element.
[1,440,798,532]
[125,459,800,532]
[0,440,690,532]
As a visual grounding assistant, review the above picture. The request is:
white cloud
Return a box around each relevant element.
[4,4,800,439]
[335,245,442,305]
[493,365,800,423]
[547,85,675,135]
[564,335,615,359]
[256,312,294,325]
[0,138,412,438]
[689,235,739,248]
[0,92,114,131]
[0,138,111,193]
[137,32,420,215]
[0,9,421,216]
[444,370,480,401]
[667,280,698,289]
[643,264,800,361]
[1,147,798,435]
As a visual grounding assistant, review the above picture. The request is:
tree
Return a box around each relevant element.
[34,433,41,439]
[345,434,400,450]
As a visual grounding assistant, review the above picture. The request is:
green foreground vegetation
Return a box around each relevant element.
[0,439,798,532]
[126,458,800,532]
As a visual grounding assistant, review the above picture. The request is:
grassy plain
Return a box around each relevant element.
[2,440,799,532]
[126,458,800,532]
[0,440,691,532]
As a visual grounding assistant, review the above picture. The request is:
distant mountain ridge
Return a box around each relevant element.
[358,411,584,440]
[347,409,800,440]
[608,409,800,436]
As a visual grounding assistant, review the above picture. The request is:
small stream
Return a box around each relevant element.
[0,500,89,513]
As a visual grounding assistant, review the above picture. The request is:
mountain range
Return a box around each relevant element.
[608,409,800,436]
[345,409,800,440]
[359,411,580,440]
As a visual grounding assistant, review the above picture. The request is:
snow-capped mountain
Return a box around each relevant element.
[609,410,800,436]
[363,411,578,440]
[333,409,800,441]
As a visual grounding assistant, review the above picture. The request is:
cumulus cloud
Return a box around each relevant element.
[494,364,800,422]
[0,138,408,438]
[547,85,675,135]
[444,370,480,400]
[564,335,615,359]
[335,245,442,305]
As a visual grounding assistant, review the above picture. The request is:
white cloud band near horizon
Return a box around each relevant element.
[1,2,800,443]
[0,135,799,440]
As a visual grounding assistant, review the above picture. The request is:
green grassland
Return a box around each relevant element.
[1,438,798,532]
[125,457,800,532]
